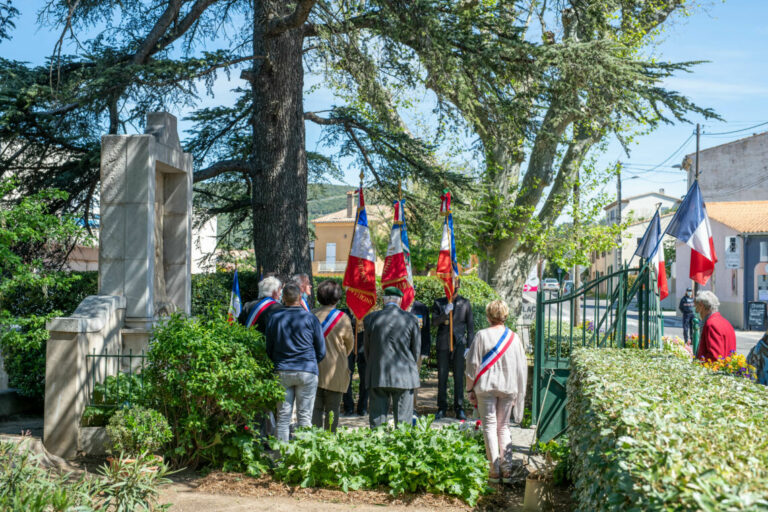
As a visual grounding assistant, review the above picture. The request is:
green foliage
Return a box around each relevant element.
[83,373,148,427]
[106,406,172,456]
[98,452,173,512]
[143,314,283,470]
[0,178,91,310]
[271,417,490,506]
[568,349,768,511]
[0,442,169,511]
[536,437,571,486]
[0,312,60,399]
[3,271,97,318]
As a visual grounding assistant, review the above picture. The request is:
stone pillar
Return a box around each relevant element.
[44,296,125,458]
[99,112,193,328]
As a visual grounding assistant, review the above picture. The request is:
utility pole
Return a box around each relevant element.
[617,163,622,269]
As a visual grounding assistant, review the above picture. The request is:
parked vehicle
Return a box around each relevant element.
[562,280,574,295]
[542,278,560,291]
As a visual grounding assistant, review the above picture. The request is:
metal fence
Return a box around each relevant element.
[85,349,147,409]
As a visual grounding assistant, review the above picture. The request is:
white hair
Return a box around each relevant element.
[258,276,282,299]
[694,290,720,312]
[292,273,310,285]
[383,295,402,304]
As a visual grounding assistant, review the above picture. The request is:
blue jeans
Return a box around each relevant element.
[276,371,318,442]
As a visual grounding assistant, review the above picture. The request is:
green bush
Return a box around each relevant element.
[0,441,170,511]
[83,373,148,427]
[143,314,284,471]
[0,312,60,400]
[568,349,768,511]
[2,271,98,318]
[272,417,490,505]
[106,406,172,456]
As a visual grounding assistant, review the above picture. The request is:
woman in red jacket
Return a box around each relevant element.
[694,290,736,361]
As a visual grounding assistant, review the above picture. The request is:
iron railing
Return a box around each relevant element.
[85,349,147,409]
[533,260,663,442]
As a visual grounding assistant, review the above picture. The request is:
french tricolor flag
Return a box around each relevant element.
[665,181,717,285]
[436,191,458,300]
[382,200,415,310]
[634,211,669,300]
[342,188,377,321]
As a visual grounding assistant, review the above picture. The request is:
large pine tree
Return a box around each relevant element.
[0,1,715,304]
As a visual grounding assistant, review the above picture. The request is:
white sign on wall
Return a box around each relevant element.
[724,236,741,269]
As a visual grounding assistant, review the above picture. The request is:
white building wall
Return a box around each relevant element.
[191,216,218,274]
[684,131,768,202]
[674,220,744,328]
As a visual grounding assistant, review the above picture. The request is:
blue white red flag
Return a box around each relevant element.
[382,199,415,310]
[665,181,717,285]
[343,188,377,321]
[437,191,459,300]
[634,211,669,300]
[227,269,242,324]
[398,199,414,288]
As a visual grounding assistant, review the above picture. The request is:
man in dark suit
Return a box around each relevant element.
[342,309,367,416]
[409,299,431,410]
[239,276,284,333]
[364,287,421,428]
[432,282,474,420]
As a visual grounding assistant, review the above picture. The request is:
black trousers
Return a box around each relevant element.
[343,352,368,414]
[437,345,465,413]
[682,314,694,343]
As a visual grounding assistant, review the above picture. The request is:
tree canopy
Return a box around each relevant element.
[0,0,716,298]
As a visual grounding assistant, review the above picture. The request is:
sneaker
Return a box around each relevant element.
[456,409,467,421]
[435,409,447,420]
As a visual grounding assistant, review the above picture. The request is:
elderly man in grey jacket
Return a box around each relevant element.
[364,287,421,428]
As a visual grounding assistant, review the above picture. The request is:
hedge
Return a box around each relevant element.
[568,349,768,511]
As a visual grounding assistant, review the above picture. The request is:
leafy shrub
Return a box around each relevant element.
[106,406,172,456]
[568,349,768,511]
[0,312,60,400]
[2,271,98,318]
[271,417,490,506]
[536,437,571,486]
[144,314,284,470]
[83,373,149,427]
[0,441,170,511]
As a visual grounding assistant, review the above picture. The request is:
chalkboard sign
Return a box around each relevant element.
[747,301,767,331]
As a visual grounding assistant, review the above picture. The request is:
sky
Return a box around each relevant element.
[2,1,767,204]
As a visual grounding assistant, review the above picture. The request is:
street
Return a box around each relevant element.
[538,295,763,356]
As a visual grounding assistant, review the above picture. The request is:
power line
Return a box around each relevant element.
[702,121,768,136]
[622,133,694,175]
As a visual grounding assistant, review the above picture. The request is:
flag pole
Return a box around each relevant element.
[346,171,364,355]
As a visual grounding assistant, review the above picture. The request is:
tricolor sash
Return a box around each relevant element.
[473,328,515,387]
[321,309,345,338]
[246,297,277,327]
[301,297,310,311]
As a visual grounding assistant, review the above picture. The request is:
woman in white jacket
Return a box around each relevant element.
[464,300,527,483]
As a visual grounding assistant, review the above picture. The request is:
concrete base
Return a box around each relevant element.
[79,426,109,455]
[0,389,41,418]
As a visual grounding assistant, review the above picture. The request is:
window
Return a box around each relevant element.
[761,242,768,262]
[309,241,315,262]
[326,242,336,265]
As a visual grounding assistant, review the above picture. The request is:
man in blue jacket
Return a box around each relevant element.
[266,282,326,441]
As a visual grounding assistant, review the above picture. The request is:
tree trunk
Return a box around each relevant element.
[249,2,311,280]
[484,238,537,318]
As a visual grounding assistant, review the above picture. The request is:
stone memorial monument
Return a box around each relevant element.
[44,113,193,458]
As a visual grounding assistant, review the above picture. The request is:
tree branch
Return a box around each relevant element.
[193,159,251,183]
[132,0,183,64]
[346,127,384,188]
[304,111,346,125]
[267,0,317,36]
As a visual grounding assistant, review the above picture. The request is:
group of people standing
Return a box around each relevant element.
[239,274,527,481]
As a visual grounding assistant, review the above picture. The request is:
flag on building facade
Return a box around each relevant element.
[343,188,377,321]
[634,211,669,300]
[665,181,717,285]
[382,199,415,310]
[227,269,242,324]
[436,191,459,300]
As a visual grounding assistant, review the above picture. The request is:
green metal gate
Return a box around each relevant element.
[532,262,663,442]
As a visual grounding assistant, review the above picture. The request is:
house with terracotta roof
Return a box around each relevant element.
[673,200,768,329]
[311,191,389,276]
